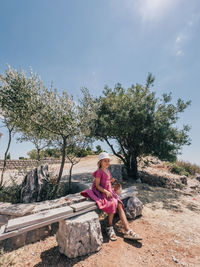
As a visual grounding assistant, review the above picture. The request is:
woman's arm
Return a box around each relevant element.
[95,177,113,198]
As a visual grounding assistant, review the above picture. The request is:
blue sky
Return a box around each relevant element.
[0,0,200,165]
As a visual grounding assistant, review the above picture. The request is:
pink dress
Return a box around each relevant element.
[81,168,123,214]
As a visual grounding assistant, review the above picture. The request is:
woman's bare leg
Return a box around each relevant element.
[108,213,115,226]
[118,203,130,231]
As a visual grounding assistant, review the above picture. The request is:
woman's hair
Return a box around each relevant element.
[97,160,102,169]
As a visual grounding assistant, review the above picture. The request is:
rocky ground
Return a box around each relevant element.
[0,156,200,267]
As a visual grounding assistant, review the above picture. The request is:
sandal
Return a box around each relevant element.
[124,229,142,241]
[107,226,117,241]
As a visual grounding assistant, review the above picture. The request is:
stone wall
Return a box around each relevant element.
[0,159,62,170]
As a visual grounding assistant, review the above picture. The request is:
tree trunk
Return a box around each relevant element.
[68,163,73,193]
[53,137,67,197]
[125,154,138,180]
[0,126,13,187]
[37,148,41,162]
[57,137,67,184]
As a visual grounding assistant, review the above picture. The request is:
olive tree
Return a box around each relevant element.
[0,66,85,186]
[18,134,51,162]
[0,117,15,187]
[80,74,191,180]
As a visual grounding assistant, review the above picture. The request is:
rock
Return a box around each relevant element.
[109,164,122,180]
[20,165,50,203]
[172,255,179,263]
[56,211,103,258]
[180,175,187,185]
[195,173,200,182]
[124,196,143,220]
[139,171,185,189]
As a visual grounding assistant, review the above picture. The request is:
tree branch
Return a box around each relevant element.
[104,137,125,164]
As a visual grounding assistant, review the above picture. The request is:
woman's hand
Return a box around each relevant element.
[105,190,113,198]
[111,177,115,184]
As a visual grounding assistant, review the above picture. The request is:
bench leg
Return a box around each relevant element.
[56,211,103,258]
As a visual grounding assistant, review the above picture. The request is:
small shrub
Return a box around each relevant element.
[170,163,189,176]
[0,184,22,203]
[169,160,200,177]
[76,149,89,157]
[95,145,103,154]
[176,160,200,176]
[6,153,11,160]
[39,175,65,201]
[19,156,27,160]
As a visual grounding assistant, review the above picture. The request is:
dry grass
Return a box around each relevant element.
[175,160,200,176]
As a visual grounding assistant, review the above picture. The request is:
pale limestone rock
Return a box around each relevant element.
[125,196,143,220]
[20,165,50,203]
[56,211,103,258]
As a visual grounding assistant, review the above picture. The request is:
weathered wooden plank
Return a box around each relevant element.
[0,230,19,241]
[0,186,136,241]
[72,204,98,216]
[0,225,6,234]
[70,200,97,212]
[0,203,35,216]
[0,206,98,241]
[6,206,73,232]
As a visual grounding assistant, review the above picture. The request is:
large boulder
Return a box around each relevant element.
[20,165,50,203]
[124,196,143,220]
[195,173,200,182]
[56,211,103,258]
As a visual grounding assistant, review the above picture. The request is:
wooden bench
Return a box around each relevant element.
[0,186,135,242]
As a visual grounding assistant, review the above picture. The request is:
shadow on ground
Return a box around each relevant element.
[33,245,94,267]
[63,170,200,214]
[135,183,200,213]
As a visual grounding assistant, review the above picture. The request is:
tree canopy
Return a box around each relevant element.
[0,66,88,186]
[81,74,191,179]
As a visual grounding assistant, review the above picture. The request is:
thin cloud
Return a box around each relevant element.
[175,33,188,44]
[176,50,184,56]
[136,0,178,22]
[121,0,180,22]
[174,14,199,56]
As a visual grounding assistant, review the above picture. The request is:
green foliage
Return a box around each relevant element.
[95,145,103,154]
[44,148,61,158]
[27,148,61,160]
[27,149,39,160]
[19,156,27,160]
[6,152,11,159]
[0,183,21,203]
[170,163,189,177]
[171,160,200,177]
[0,66,89,188]
[80,74,191,180]
[27,146,94,160]
[39,176,61,201]
[67,145,94,157]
